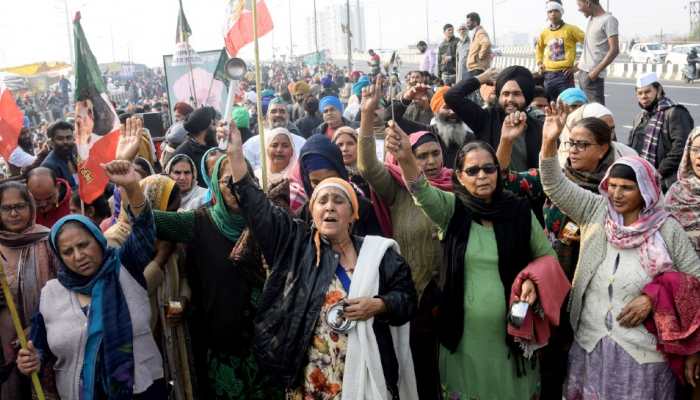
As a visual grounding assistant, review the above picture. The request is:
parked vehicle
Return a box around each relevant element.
[666,44,700,65]
[629,43,667,64]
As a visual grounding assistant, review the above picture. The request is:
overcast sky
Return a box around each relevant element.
[1,0,695,68]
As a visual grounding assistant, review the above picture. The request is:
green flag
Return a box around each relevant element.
[72,11,121,203]
[213,47,230,86]
[176,0,192,43]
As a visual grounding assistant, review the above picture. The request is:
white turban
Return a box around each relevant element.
[546,1,564,14]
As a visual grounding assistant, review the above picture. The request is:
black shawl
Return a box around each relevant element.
[438,180,534,370]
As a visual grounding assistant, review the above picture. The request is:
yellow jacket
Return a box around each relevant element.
[536,23,585,71]
[467,27,492,72]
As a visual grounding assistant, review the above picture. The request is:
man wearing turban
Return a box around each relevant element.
[445,66,544,171]
[391,85,474,168]
[290,80,311,121]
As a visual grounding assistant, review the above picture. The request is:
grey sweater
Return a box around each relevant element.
[539,155,700,334]
[39,268,164,399]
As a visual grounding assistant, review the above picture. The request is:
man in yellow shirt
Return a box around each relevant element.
[536,1,585,100]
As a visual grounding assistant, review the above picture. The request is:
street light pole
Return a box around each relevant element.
[63,0,74,64]
[425,0,430,43]
[313,0,319,57]
[288,0,293,57]
[491,0,497,47]
[346,0,352,72]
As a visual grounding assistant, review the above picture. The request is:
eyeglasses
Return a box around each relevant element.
[462,164,499,177]
[0,202,29,215]
[562,140,598,152]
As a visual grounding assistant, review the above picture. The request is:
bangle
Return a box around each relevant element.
[130,200,147,209]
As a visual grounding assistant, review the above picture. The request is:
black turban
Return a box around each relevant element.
[184,106,215,135]
[495,66,535,106]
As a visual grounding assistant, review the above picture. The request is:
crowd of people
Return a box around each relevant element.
[1,0,700,399]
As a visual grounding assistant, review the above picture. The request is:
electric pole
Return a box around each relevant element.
[63,0,74,64]
[346,0,352,72]
[425,0,430,43]
[491,0,497,47]
[288,0,293,57]
[313,0,320,58]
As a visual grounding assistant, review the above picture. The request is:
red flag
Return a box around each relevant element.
[224,0,274,57]
[0,89,24,162]
[73,12,121,203]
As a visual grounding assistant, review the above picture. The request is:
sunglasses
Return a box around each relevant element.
[462,164,498,177]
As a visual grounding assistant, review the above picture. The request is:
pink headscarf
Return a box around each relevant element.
[665,128,700,255]
[373,131,453,237]
[599,156,673,277]
[383,131,454,191]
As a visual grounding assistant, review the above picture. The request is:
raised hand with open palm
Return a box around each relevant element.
[116,117,143,161]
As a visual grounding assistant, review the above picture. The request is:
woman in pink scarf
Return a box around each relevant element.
[539,104,700,400]
[666,127,700,257]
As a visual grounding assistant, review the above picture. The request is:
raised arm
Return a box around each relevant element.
[99,160,155,278]
[223,123,303,268]
[357,79,402,205]
[385,121,455,233]
[444,69,497,135]
[540,103,602,226]
[496,111,528,169]
[392,84,433,134]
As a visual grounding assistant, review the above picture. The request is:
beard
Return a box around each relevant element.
[19,138,34,154]
[269,118,287,129]
[55,144,75,159]
[435,115,469,147]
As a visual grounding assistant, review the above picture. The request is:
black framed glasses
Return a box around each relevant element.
[0,202,29,215]
[562,140,598,152]
[462,164,499,177]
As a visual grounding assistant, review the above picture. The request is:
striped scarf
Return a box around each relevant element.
[640,97,676,166]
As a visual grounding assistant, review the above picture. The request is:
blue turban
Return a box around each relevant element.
[321,74,334,88]
[558,88,589,106]
[319,96,344,114]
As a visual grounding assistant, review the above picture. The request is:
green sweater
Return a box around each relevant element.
[409,175,555,257]
[357,134,443,299]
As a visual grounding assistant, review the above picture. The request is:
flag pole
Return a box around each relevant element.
[0,256,45,400]
[252,0,268,191]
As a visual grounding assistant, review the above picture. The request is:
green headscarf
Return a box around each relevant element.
[207,155,246,243]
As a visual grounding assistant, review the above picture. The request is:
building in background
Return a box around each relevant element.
[304,0,366,57]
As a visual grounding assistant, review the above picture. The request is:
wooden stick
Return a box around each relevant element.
[0,257,45,400]
[252,0,268,192]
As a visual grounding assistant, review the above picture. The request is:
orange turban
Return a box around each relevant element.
[430,86,450,114]
[292,81,311,96]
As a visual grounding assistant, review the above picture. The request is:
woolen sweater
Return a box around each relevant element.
[539,155,700,335]
[357,134,443,299]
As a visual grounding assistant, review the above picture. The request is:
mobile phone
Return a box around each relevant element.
[508,301,529,327]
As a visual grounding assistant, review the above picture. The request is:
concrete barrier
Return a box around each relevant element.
[335,47,686,82]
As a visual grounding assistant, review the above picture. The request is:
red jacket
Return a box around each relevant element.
[36,178,72,229]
